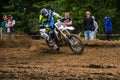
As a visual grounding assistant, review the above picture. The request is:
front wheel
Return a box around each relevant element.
[67,35,84,54]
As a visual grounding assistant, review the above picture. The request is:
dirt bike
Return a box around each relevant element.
[39,20,84,54]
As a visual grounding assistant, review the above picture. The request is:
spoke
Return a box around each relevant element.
[69,37,82,51]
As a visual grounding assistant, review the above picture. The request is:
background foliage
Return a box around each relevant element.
[0,0,120,37]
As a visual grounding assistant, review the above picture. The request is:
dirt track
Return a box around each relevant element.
[0,40,120,80]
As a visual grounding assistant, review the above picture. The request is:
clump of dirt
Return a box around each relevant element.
[84,40,120,47]
[0,36,32,48]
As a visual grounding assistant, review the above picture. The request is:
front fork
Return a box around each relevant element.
[55,29,71,45]
[60,29,70,39]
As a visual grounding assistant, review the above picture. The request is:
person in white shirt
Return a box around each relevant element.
[6,15,15,32]
[6,15,15,38]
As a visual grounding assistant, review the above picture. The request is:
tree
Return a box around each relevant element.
[0,0,119,39]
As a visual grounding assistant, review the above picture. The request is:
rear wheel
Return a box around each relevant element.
[67,34,84,54]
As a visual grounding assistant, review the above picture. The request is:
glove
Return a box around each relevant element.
[58,16,64,20]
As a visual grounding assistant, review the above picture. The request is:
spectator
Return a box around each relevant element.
[62,12,74,33]
[83,11,94,40]
[6,15,16,39]
[0,15,8,39]
[91,16,98,39]
[103,16,112,40]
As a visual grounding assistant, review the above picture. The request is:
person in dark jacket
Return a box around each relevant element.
[104,16,112,40]
[83,11,94,40]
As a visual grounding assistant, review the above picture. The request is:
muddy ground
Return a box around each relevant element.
[0,40,120,80]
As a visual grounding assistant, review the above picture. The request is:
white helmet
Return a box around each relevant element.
[40,8,49,17]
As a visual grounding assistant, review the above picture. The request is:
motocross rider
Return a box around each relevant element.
[39,8,63,40]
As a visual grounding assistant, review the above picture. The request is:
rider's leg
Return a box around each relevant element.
[48,30,54,40]
[39,22,49,40]
[48,17,55,40]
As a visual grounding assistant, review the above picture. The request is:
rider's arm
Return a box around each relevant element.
[52,12,63,19]
[39,15,43,24]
